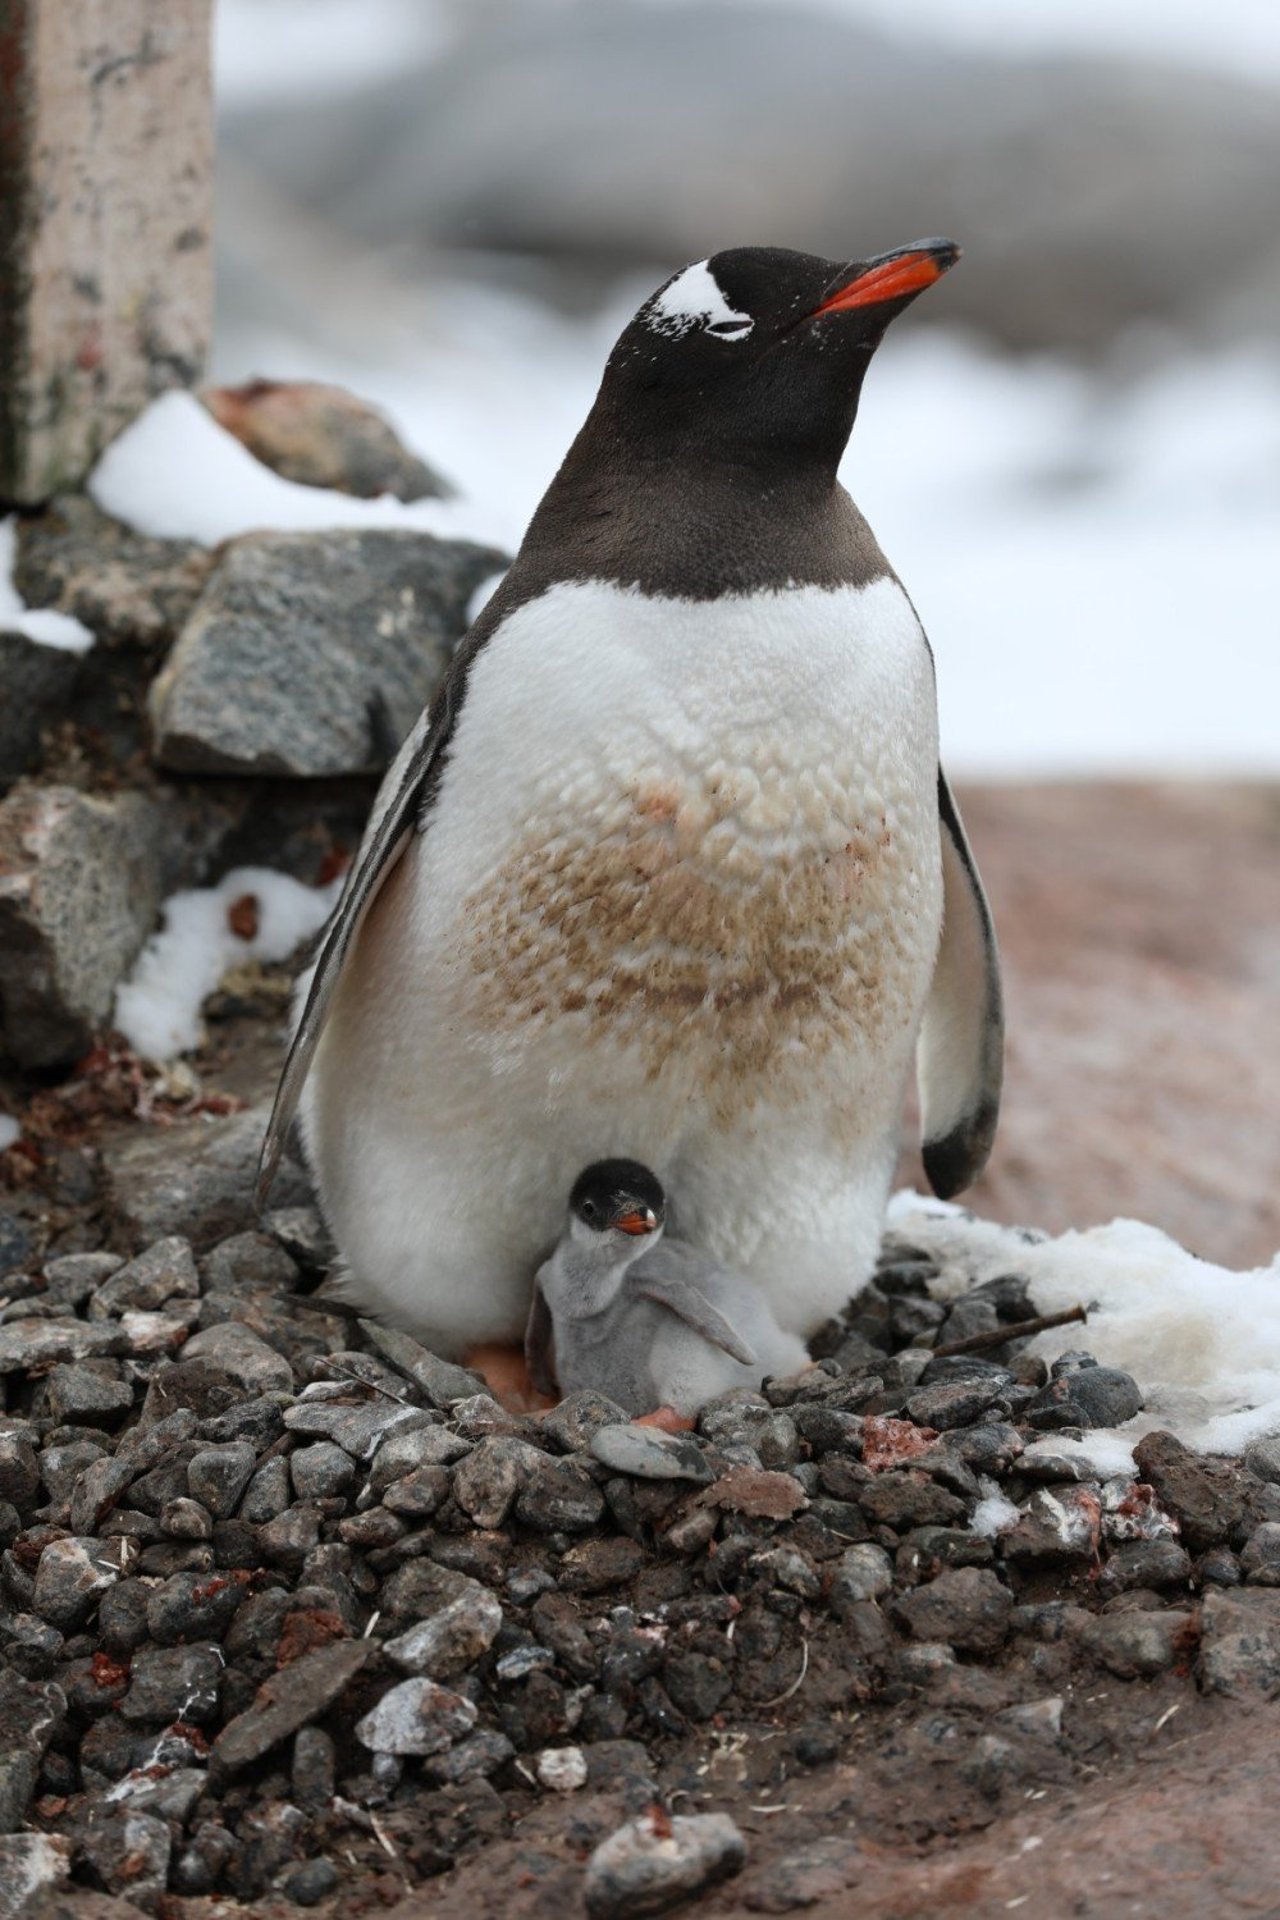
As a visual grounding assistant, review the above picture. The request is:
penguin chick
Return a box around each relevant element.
[527,1159,811,1416]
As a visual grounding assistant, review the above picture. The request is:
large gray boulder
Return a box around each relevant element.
[0,784,188,1069]
[221,1,1280,355]
[149,528,507,777]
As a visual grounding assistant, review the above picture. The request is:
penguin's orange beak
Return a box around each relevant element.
[614,1208,658,1236]
[813,239,960,318]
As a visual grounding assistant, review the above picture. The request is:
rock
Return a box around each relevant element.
[201,379,450,502]
[829,1542,894,1610]
[355,1676,477,1756]
[453,1436,548,1528]
[0,633,80,784]
[858,1470,964,1532]
[104,1102,311,1248]
[0,1833,73,1917]
[590,1425,713,1484]
[290,1442,357,1502]
[516,1456,607,1533]
[424,1728,515,1785]
[1241,1522,1280,1585]
[368,1424,470,1489]
[78,1810,171,1899]
[536,1745,588,1792]
[0,1435,40,1511]
[0,1317,122,1373]
[1198,1588,1280,1696]
[283,1858,340,1906]
[42,1366,134,1427]
[1244,1437,1280,1486]
[559,1536,647,1593]
[1133,1431,1254,1552]
[120,1643,224,1725]
[291,1726,336,1808]
[0,783,190,1068]
[542,1390,630,1452]
[283,1395,424,1461]
[181,1320,296,1393]
[1099,1539,1193,1595]
[383,1568,503,1677]
[262,1205,334,1272]
[740,1835,863,1913]
[150,529,506,777]
[32,1536,129,1630]
[892,1567,1012,1655]
[1002,1486,1102,1564]
[1025,1367,1144,1431]
[1079,1610,1195,1678]
[88,1237,200,1319]
[145,1570,244,1645]
[382,1465,451,1517]
[14,495,213,649]
[905,1377,1005,1430]
[215,1641,374,1768]
[358,1320,485,1407]
[584,1809,746,1918]
[187,1443,258,1519]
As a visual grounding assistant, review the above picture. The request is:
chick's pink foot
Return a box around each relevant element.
[634,1406,696,1433]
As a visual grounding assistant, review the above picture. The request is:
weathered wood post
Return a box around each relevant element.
[0,0,213,505]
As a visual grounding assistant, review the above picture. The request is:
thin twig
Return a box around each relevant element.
[932,1303,1088,1358]
[759,1637,809,1709]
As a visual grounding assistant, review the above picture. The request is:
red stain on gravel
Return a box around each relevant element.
[277,1607,349,1666]
[862,1415,938,1471]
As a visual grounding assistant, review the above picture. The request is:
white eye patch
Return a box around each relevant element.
[647,260,754,341]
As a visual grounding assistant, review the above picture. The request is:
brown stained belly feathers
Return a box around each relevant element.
[455,772,938,1108]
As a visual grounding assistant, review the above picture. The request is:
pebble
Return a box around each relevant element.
[0,1317,122,1372]
[1198,1587,1280,1694]
[453,1436,548,1528]
[1133,1430,1254,1552]
[1078,1609,1193,1677]
[1241,1521,1280,1585]
[120,1643,224,1725]
[283,1396,424,1461]
[536,1744,587,1792]
[1099,1538,1193,1594]
[1243,1436,1280,1486]
[355,1676,477,1756]
[187,1442,258,1518]
[43,1364,135,1427]
[215,1641,374,1769]
[383,1574,503,1677]
[1002,1486,1102,1563]
[830,1541,894,1608]
[32,1535,129,1631]
[739,1834,863,1914]
[905,1376,1004,1430]
[358,1319,485,1408]
[368,1423,470,1489]
[0,1833,72,1915]
[291,1441,357,1501]
[584,1810,747,1919]
[590,1425,714,1484]
[541,1390,631,1452]
[181,1322,295,1394]
[516,1456,607,1532]
[1025,1366,1144,1430]
[283,1858,340,1906]
[893,1567,1013,1654]
[88,1237,199,1318]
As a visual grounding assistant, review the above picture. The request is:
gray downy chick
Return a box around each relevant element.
[527,1158,811,1416]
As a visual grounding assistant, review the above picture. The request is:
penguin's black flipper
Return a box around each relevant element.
[917,768,1003,1199]
[635,1273,758,1366]
[255,680,458,1205]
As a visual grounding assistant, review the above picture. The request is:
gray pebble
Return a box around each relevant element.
[240,1455,293,1523]
[355,1676,477,1756]
[120,1643,224,1725]
[284,1858,339,1906]
[1241,1521,1280,1586]
[291,1442,357,1502]
[589,1425,713,1484]
[584,1810,746,1918]
[43,1364,135,1427]
[188,1443,257,1518]
[181,1322,295,1395]
[88,1237,199,1319]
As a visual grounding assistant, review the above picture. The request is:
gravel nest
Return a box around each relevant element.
[2,1215,1280,1915]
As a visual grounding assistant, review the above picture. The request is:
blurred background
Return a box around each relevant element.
[211,0,1280,778]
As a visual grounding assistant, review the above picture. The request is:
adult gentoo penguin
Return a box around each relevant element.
[258,239,1003,1359]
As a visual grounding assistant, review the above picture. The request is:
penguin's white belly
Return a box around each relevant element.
[305,578,943,1351]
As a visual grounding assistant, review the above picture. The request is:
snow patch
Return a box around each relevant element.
[888,1192,1280,1464]
[0,517,95,653]
[970,1478,1020,1538]
[114,867,340,1061]
[648,260,753,338]
[0,1114,20,1153]
[88,391,509,552]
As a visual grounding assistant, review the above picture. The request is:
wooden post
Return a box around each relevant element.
[0,0,213,506]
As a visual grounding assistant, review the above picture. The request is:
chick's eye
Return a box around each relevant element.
[581,1201,597,1220]
[705,319,753,340]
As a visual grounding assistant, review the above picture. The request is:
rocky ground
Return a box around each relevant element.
[3,385,1279,1918]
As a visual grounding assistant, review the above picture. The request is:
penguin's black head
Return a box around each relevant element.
[569,1159,666,1239]
[600,239,959,475]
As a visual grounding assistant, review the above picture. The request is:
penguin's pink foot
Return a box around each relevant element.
[634,1406,696,1432]
[463,1342,556,1415]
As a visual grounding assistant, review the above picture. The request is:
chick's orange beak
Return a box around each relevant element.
[614,1208,658,1236]
[812,238,960,318]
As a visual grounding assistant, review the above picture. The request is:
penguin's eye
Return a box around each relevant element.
[705,318,753,340]
[580,1200,598,1222]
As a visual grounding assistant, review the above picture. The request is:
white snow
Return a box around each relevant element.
[970,1478,1020,1537]
[88,391,513,553]
[0,1114,21,1153]
[887,1191,1280,1467]
[114,867,340,1061]
[648,261,753,338]
[0,517,95,653]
